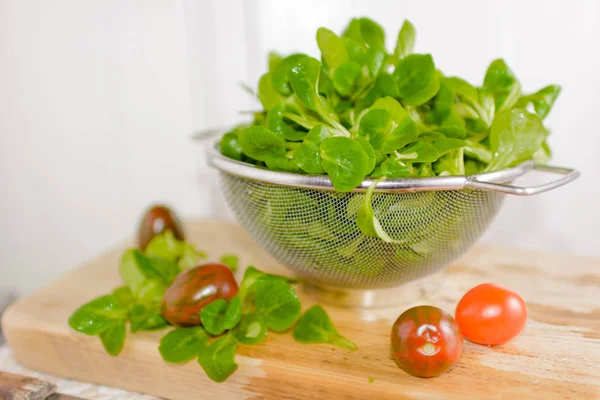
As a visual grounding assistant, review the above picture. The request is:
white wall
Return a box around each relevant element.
[1,0,598,295]
[0,0,200,294]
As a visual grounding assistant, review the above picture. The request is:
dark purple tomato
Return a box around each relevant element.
[161,264,238,327]
[138,204,185,250]
[391,305,463,378]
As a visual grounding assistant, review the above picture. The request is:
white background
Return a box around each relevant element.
[1,0,598,295]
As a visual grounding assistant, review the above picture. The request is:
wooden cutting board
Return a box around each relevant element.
[2,220,599,400]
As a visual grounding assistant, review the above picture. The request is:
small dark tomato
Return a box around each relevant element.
[161,263,238,327]
[391,305,463,378]
[138,204,185,251]
[455,283,527,346]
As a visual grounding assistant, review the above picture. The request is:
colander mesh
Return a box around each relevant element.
[220,172,504,289]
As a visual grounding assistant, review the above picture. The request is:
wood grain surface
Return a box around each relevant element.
[0,371,56,400]
[2,219,599,400]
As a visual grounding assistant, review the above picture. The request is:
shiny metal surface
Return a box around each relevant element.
[204,134,580,297]
[302,273,445,308]
[219,171,504,289]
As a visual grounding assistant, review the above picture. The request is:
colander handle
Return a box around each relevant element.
[466,165,580,196]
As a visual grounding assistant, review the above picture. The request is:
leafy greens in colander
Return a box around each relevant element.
[220,18,560,191]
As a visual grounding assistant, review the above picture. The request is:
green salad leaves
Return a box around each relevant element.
[221,17,560,191]
[69,231,355,384]
[158,326,209,364]
[154,265,354,383]
[293,305,357,351]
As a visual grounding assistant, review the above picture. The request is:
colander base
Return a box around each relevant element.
[301,272,444,308]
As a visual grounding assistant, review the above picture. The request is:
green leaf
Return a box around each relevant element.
[272,53,308,96]
[533,140,552,164]
[421,133,466,156]
[266,104,306,141]
[238,266,297,301]
[200,297,243,336]
[380,157,411,178]
[239,126,286,162]
[343,37,368,65]
[516,85,561,119]
[381,117,419,153]
[445,76,479,104]
[337,235,364,258]
[304,124,332,145]
[375,151,387,165]
[357,177,403,243]
[305,220,339,242]
[268,51,282,72]
[178,243,207,271]
[443,76,495,124]
[100,320,126,356]
[68,295,128,335]
[416,162,435,177]
[112,286,134,308]
[477,88,495,123]
[317,27,348,71]
[394,20,416,60]
[235,312,268,345]
[136,279,167,306]
[358,17,385,47]
[394,54,440,106]
[258,72,283,111]
[130,304,168,333]
[293,141,325,174]
[319,68,335,97]
[159,327,208,364]
[464,140,492,164]
[288,56,322,111]
[486,108,546,171]
[483,59,521,113]
[144,230,185,262]
[465,158,486,175]
[358,109,391,149]
[219,132,244,161]
[465,118,489,136]
[320,136,370,192]
[369,97,407,124]
[147,256,179,284]
[365,44,386,77]
[255,280,301,332]
[342,18,363,42]
[197,335,239,383]
[357,74,400,109]
[434,125,467,139]
[367,97,419,152]
[292,305,357,351]
[332,62,362,96]
[265,155,300,172]
[397,141,440,163]
[433,148,465,175]
[220,254,239,272]
[355,137,376,174]
[370,165,383,178]
[431,80,454,124]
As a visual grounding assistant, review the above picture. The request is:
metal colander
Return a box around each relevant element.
[205,137,579,293]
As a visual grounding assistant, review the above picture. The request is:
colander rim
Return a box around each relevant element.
[205,137,533,193]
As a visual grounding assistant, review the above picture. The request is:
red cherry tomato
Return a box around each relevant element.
[161,263,238,327]
[455,283,527,346]
[391,305,463,378]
